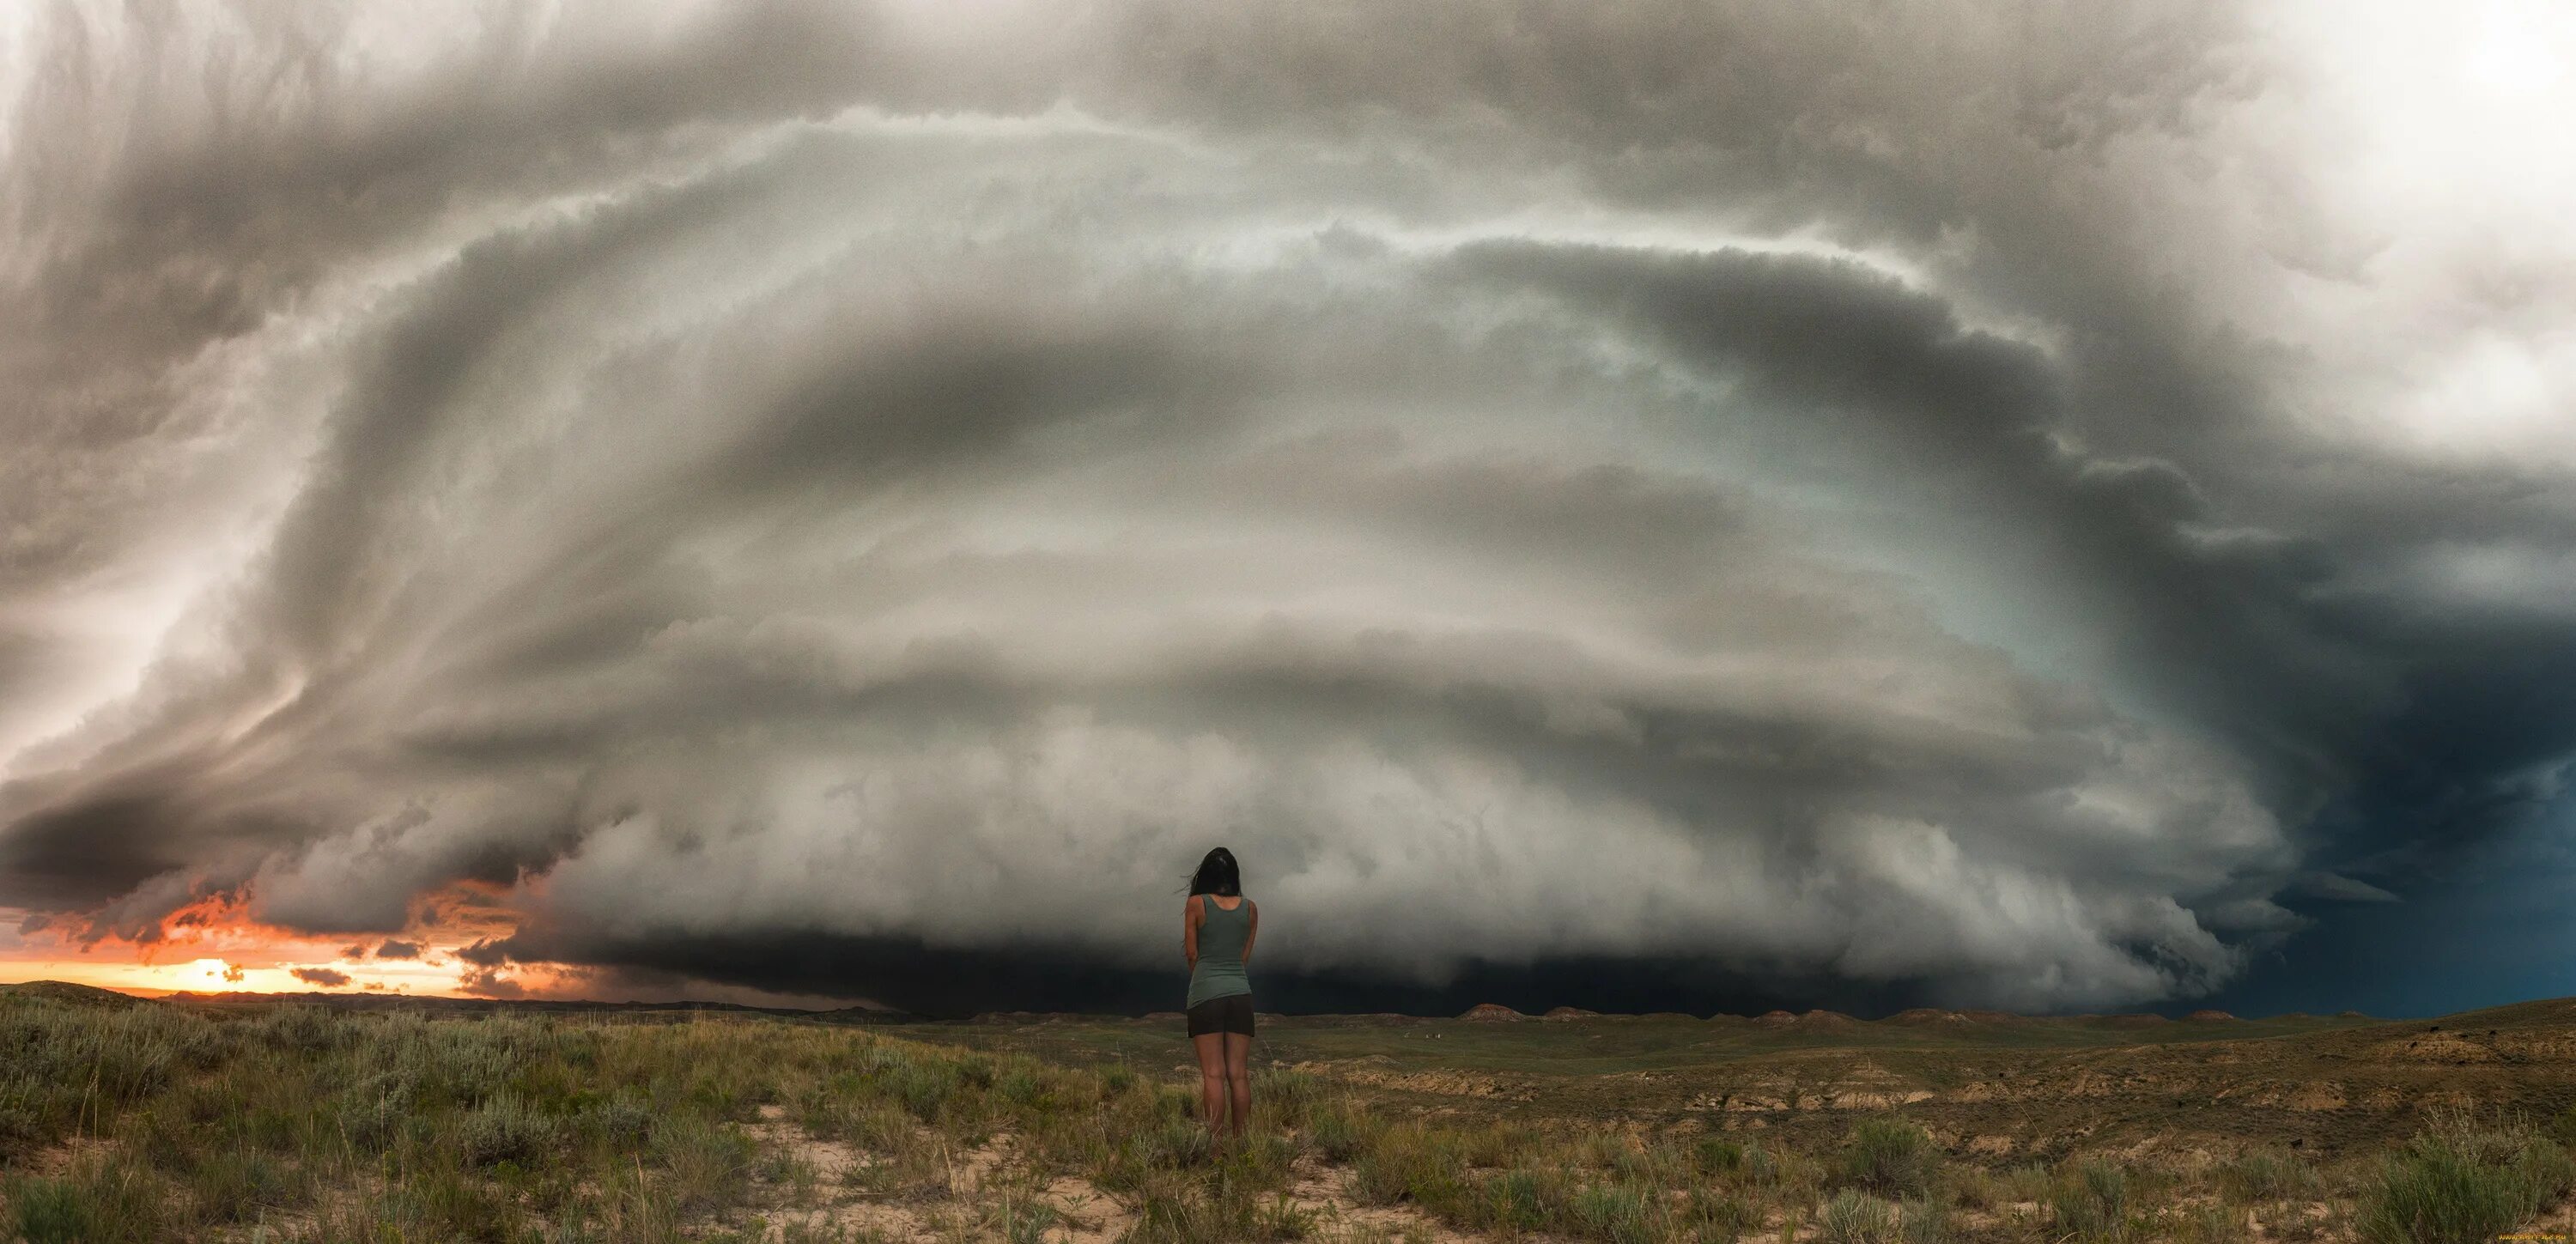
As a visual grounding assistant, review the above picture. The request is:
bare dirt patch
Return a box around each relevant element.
[1284,1156,1481,1243]
[729,1110,1480,1243]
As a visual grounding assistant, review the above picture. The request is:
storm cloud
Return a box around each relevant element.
[3,1,2573,1016]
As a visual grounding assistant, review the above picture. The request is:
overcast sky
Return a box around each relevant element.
[3,0,2573,1017]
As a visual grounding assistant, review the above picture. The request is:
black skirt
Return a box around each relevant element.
[1185,992,1255,1036]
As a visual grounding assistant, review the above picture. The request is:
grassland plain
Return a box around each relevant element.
[2,983,2573,1242]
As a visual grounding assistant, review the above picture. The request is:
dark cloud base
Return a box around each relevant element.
[506,930,1947,1022]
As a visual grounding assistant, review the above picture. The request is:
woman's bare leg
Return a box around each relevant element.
[1222,1030,1253,1142]
[1191,1032,1229,1152]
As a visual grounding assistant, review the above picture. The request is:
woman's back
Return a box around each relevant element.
[1181,847,1256,1153]
[1187,895,1253,1009]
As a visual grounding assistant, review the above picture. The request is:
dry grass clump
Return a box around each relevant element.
[2049,1156,2140,1242]
[2354,1107,2575,1244]
[1838,1116,1942,1201]
[2220,1146,2324,1205]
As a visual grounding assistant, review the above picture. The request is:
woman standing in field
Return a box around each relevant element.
[1182,846,1258,1154]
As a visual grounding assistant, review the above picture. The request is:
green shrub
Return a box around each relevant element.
[0,1073,70,1150]
[186,1147,294,1223]
[996,1068,1043,1106]
[1129,1117,1212,1174]
[650,1112,758,1211]
[1251,1191,1324,1241]
[1842,1117,1942,1199]
[2221,1147,2322,1204]
[1233,1132,1303,1183]
[2522,1136,2576,1204]
[2188,1201,2249,1244]
[253,1004,346,1055]
[334,1066,422,1151]
[857,1044,914,1077]
[2051,1157,2134,1242]
[1573,1131,1633,1170]
[1307,1102,1370,1163]
[376,1161,521,1240]
[1696,1136,1745,1174]
[2544,1104,2576,1151]
[1252,1067,1322,1128]
[889,1060,957,1122]
[1116,1161,1322,1244]
[585,1087,657,1148]
[1683,1185,1755,1242]
[1568,1180,1663,1244]
[1127,1169,1279,1244]
[6,1151,173,1244]
[395,1021,529,1107]
[1820,1188,1899,1244]
[459,1089,565,1167]
[1613,1140,1689,1186]
[984,1192,1065,1244]
[1485,1167,1565,1232]
[1349,1123,1463,1207]
[1161,1115,1217,1169]
[2356,1116,2570,1244]
[1899,1194,1950,1244]
[0,1005,194,1115]
[1996,1162,2055,1204]
[1740,1141,1781,1187]
[1457,1120,1531,1168]
[847,1100,923,1152]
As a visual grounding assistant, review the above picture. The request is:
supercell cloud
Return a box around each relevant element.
[3,1,2574,1015]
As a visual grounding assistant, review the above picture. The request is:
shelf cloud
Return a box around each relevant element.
[4,0,2573,1016]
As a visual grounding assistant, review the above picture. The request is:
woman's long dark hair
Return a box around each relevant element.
[1188,847,1242,897]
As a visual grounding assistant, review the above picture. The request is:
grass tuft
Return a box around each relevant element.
[460,1089,566,1167]
[2356,1109,2571,1244]
[2050,1156,2136,1243]
[1820,1187,1899,1244]
[1840,1117,1942,1200]
[2221,1147,2323,1204]
[1567,1179,1666,1243]
[6,1150,174,1244]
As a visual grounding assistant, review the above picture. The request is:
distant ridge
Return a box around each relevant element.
[132,989,927,1023]
[1,980,2406,1028]
[969,1010,1126,1024]
[0,980,149,1008]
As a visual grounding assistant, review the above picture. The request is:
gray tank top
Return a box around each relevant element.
[1187,894,1253,1010]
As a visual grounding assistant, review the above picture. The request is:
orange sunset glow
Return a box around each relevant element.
[2,954,463,998]
[0,880,537,1000]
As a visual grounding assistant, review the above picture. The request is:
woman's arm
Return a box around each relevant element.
[1242,900,1257,966]
[1182,895,1200,970]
